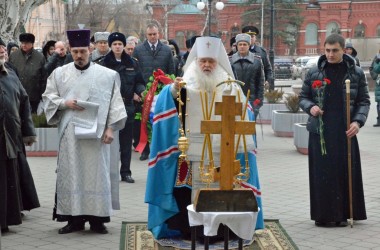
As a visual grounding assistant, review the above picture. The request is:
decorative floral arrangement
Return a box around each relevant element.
[135,69,175,151]
[284,94,300,113]
[264,89,284,103]
[312,78,331,155]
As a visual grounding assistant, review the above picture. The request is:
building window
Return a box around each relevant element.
[176,31,186,50]
[305,23,317,45]
[377,25,380,37]
[326,22,340,37]
[354,23,365,38]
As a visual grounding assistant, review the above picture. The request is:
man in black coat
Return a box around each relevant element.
[230,33,264,117]
[0,37,40,233]
[299,34,370,227]
[100,32,145,183]
[132,23,174,160]
[9,33,46,113]
[242,26,274,90]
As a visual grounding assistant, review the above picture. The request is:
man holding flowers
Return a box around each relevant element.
[299,34,370,227]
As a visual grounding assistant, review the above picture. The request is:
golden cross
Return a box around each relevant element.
[200,95,255,190]
[206,41,211,48]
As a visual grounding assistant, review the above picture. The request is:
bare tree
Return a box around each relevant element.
[0,0,48,42]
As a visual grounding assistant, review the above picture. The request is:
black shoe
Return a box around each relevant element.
[335,221,348,227]
[122,175,135,183]
[58,222,85,234]
[90,223,108,234]
[139,153,149,161]
[314,221,327,227]
[1,227,9,233]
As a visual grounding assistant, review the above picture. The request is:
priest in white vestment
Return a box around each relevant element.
[42,29,127,234]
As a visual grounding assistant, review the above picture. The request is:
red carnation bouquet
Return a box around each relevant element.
[312,78,331,155]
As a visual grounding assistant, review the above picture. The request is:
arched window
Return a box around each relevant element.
[376,25,380,37]
[175,31,185,50]
[305,23,318,45]
[354,23,365,38]
[326,22,340,37]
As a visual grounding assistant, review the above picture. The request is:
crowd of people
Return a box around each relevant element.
[0,22,378,245]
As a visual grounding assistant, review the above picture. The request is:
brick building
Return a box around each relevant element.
[25,0,66,49]
[150,0,380,60]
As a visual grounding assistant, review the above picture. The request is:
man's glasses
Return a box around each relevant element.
[325,48,340,53]
[147,33,157,36]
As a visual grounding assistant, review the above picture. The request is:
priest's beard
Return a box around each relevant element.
[184,61,229,95]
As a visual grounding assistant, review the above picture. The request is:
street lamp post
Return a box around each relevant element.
[261,0,264,44]
[197,0,224,36]
[269,0,275,90]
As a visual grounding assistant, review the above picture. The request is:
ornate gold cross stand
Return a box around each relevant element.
[194,95,258,212]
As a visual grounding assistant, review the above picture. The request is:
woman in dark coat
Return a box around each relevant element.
[299,34,370,227]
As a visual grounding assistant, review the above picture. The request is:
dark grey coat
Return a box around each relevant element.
[230,52,264,109]
[44,52,67,77]
[0,63,40,230]
[9,48,46,102]
[132,40,175,83]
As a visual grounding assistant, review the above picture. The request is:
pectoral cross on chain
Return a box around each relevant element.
[200,95,256,190]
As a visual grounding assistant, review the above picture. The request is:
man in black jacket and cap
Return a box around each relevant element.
[0,37,40,234]
[242,25,274,90]
[100,32,145,183]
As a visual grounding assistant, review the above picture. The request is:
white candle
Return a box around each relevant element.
[345,79,351,94]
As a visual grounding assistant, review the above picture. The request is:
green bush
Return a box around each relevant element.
[32,113,55,128]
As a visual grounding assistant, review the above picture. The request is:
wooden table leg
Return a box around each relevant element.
[224,226,229,250]
[238,238,243,250]
[204,236,209,250]
[191,226,196,250]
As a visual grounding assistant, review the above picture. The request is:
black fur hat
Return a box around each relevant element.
[19,33,35,43]
[108,32,126,47]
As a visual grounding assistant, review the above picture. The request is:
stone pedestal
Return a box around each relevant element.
[271,111,309,137]
[293,123,309,154]
[256,102,287,124]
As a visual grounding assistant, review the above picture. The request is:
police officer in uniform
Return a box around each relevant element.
[242,26,274,89]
